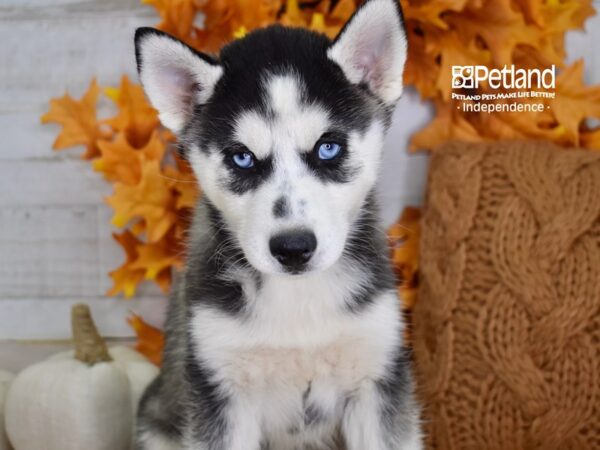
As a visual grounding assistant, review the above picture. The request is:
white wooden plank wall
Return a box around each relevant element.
[0,0,598,341]
[0,0,167,341]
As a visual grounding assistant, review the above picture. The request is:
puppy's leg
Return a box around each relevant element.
[136,376,185,450]
[341,380,422,450]
[342,380,388,450]
[185,394,262,450]
[224,396,263,450]
[138,429,181,450]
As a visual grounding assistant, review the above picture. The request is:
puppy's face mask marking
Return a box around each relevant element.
[134,0,407,275]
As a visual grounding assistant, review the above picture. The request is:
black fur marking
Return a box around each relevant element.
[304,403,324,428]
[376,346,415,433]
[185,202,251,315]
[300,381,324,427]
[223,151,275,195]
[137,376,185,440]
[179,25,381,162]
[342,193,397,312]
[302,381,312,404]
[273,196,289,218]
[287,424,301,435]
[185,344,229,447]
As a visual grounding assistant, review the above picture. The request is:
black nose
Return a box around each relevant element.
[269,230,317,272]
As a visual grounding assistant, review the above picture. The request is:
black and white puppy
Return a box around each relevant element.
[134,0,422,448]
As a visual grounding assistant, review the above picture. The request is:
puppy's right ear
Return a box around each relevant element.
[135,28,223,133]
[327,0,407,105]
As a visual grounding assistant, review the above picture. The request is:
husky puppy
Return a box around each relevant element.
[134,0,422,448]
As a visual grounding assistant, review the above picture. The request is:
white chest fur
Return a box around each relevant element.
[189,266,403,440]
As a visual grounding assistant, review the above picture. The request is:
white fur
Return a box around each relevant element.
[139,431,180,450]
[268,74,303,116]
[399,427,425,450]
[233,75,330,161]
[136,32,223,132]
[189,73,385,276]
[223,396,262,450]
[327,0,407,104]
[190,286,403,448]
[342,380,388,450]
[233,110,273,160]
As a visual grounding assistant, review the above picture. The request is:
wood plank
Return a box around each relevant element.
[0,95,131,161]
[0,3,153,109]
[0,160,111,206]
[0,109,83,161]
[0,0,147,19]
[0,204,167,297]
[0,205,102,297]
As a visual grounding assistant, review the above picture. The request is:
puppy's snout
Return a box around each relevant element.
[269,230,317,272]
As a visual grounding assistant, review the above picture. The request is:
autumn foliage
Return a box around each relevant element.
[404,1,599,150]
[128,313,166,365]
[42,0,599,361]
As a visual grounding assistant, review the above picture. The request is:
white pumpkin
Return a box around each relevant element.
[0,370,15,450]
[5,304,159,450]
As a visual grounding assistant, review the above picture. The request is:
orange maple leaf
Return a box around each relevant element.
[403,23,439,99]
[41,79,110,159]
[144,0,198,42]
[512,0,544,26]
[410,101,484,151]
[532,0,596,65]
[193,0,282,51]
[107,159,177,243]
[130,231,183,282]
[127,313,165,365]
[107,231,146,298]
[163,163,199,210]
[581,128,600,151]
[156,268,175,293]
[104,76,160,148]
[403,0,468,30]
[94,131,166,185]
[478,107,546,141]
[542,0,596,32]
[447,0,543,67]
[549,60,600,145]
[280,0,309,27]
[389,207,421,311]
[327,0,356,23]
[432,28,491,100]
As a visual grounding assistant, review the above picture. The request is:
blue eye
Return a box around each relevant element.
[232,151,255,169]
[317,142,342,160]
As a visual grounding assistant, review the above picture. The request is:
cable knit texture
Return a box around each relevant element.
[413,141,600,450]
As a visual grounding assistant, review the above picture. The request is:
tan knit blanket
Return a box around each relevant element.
[413,141,600,450]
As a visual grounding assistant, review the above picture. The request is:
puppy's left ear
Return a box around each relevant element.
[135,28,223,133]
[327,0,407,105]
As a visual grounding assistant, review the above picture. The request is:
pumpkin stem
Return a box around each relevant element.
[71,303,112,364]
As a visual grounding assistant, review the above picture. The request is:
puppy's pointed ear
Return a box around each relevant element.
[327,0,407,105]
[135,28,223,133]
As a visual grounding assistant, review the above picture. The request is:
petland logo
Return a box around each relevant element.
[451,65,556,113]
[452,65,555,89]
